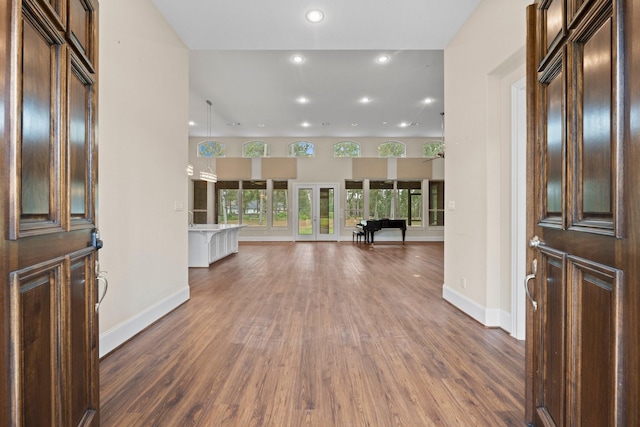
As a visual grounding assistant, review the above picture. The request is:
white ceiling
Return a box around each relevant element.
[151,0,481,138]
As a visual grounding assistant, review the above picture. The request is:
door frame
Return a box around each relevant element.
[293,182,340,241]
[511,77,527,340]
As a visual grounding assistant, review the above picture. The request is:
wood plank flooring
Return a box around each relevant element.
[99,242,525,426]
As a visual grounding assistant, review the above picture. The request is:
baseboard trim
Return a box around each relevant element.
[99,286,190,358]
[442,284,501,328]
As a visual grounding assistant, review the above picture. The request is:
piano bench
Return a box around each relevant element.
[353,230,365,243]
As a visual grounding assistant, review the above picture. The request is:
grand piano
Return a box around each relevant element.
[357,219,407,244]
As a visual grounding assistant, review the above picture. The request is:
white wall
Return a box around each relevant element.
[98,0,190,357]
[443,0,530,327]
[187,136,445,241]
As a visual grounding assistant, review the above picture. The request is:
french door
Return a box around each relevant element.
[525,1,638,426]
[1,0,101,425]
[294,184,339,241]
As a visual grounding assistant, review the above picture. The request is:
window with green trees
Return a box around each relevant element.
[197,140,225,157]
[345,180,363,226]
[397,181,422,226]
[334,141,360,157]
[423,141,445,158]
[243,141,270,157]
[242,181,267,226]
[369,180,394,218]
[428,181,445,226]
[289,141,314,157]
[378,141,406,157]
[272,181,288,227]
[216,181,240,225]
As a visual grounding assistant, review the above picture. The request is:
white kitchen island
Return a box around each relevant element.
[188,224,246,267]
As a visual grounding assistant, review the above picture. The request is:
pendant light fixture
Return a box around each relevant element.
[199,99,218,182]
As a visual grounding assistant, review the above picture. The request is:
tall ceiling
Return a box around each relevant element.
[151,0,481,138]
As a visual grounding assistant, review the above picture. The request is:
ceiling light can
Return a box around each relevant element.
[306,9,324,23]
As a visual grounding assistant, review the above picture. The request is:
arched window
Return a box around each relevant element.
[243,141,270,157]
[289,141,315,157]
[378,141,406,157]
[334,141,360,157]
[197,140,225,157]
[423,141,445,158]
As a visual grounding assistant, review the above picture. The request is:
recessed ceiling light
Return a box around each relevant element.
[291,55,305,64]
[297,96,309,104]
[376,55,390,64]
[423,98,434,104]
[399,122,409,127]
[301,122,311,127]
[351,123,359,127]
[188,121,195,126]
[306,9,324,23]
[360,97,372,104]
[257,123,265,127]
[227,122,241,126]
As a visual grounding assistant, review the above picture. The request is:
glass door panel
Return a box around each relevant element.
[297,188,313,236]
[295,184,338,241]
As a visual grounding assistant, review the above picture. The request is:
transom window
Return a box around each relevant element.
[378,141,406,157]
[289,141,315,157]
[423,141,445,158]
[334,141,360,157]
[243,141,270,157]
[197,140,225,157]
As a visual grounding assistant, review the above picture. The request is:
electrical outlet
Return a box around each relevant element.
[460,277,467,289]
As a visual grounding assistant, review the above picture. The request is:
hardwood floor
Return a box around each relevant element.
[99,242,525,426]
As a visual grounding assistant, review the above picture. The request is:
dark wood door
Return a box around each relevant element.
[525,0,639,426]
[0,0,100,425]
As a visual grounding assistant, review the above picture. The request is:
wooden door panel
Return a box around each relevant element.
[67,0,96,72]
[567,256,621,426]
[68,250,98,426]
[11,260,65,426]
[68,53,95,224]
[536,247,566,427]
[569,4,619,235]
[539,0,566,70]
[18,6,65,234]
[538,54,565,228]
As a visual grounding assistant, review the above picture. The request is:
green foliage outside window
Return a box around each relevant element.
[272,181,288,227]
[217,188,240,225]
[334,141,360,157]
[198,140,225,157]
[423,141,445,158]
[243,141,270,157]
[289,141,314,157]
[345,180,363,227]
[378,141,406,157]
[369,181,394,219]
[397,184,422,226]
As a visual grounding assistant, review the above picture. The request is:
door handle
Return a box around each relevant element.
[529,235,543,248]
[95,272,108,313]
[524,259,538,311]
